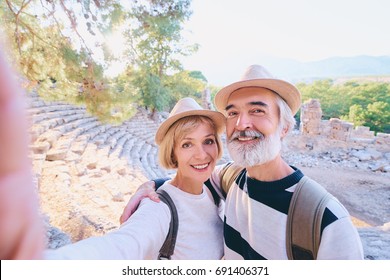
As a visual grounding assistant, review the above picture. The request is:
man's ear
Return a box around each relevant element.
[280,125,289,139]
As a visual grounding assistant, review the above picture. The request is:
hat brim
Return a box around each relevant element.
[214,79,301,116]
[155,109,226,145]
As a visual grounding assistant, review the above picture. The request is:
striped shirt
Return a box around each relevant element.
[209,163,364,260]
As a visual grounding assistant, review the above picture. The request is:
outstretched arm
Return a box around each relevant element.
[119,162,230,224]
[0,47,45,259]
[119,163,230,224]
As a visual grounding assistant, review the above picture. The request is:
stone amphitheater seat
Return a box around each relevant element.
[26,93,182,247]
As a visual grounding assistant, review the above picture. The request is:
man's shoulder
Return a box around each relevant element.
[296,175,351,223]
[213,162,233,175]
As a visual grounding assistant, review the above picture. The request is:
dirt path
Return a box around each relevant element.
[299,165,389,227]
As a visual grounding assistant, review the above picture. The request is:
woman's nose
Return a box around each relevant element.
[194,145,208,159]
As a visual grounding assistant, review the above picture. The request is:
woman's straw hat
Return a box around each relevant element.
[214,65,301,116]
[155,97,225,145]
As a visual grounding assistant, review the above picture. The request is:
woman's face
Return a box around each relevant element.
[173,122,219,184]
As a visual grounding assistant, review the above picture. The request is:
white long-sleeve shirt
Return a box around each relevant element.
[44,181,224,260]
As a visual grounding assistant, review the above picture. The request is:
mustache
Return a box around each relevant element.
[229,130,265,142]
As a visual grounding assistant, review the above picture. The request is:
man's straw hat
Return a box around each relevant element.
[155,97,225,145]
[214,65,301,116]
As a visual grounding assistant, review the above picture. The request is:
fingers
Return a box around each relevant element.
[14,211,45,260]
[145,189,160,202]
[137,180,156,191]
[0,46,30,175]
[119,197,140,224]
[0,168,45,259]
[0,47,45,259]
[119,189,160,224]
[119,181,159,224]
[137,181,159,200]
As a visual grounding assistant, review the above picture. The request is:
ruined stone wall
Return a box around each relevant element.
[300,99,322,135]
[300,99,390,148]
[291,99,390,173]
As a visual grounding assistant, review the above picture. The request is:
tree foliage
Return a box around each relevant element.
[297,80,390,133]
[0,1,118,100]
[124,0,199,114]
[1,0,204,123]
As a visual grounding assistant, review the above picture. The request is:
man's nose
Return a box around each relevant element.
[235,113,252,130]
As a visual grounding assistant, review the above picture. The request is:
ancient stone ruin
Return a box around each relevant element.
[291,99,390,173]
[301,98,389,144]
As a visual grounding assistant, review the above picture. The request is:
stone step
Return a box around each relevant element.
[30,109,87,124]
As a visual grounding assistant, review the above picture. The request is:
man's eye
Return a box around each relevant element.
[252,108,264,114]
[227,111,237,117]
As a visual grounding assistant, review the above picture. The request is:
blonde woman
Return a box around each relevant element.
[44,97,226,259]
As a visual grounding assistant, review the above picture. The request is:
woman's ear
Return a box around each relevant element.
[171,154,178,168]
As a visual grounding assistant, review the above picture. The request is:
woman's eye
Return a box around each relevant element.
[204,138,215,145]
[182,143,191,148]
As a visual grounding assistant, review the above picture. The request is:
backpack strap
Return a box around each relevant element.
[220,162,244,198]
[157,190,179,260]
[286,176,332,260]
[204,180,221,206]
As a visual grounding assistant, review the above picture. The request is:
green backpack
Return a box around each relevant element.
[220,162,332,260]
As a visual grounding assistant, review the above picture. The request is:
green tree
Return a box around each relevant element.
[365,102,390,133]
[343,103,390,133]
[165,70,206,106]
[1,0,204,122]
[344,104,365,127]
[298,79,341,119]
[0,0,129,118]
[299,79,390,133]
[125,0,198,115]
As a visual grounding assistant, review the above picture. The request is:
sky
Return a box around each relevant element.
[180,0,390,86]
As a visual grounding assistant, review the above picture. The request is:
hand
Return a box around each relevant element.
[119,180,159,224]
[0,47,45,259]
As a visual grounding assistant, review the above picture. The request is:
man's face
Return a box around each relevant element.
[224,87,284,167]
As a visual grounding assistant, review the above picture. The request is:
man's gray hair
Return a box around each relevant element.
[276,94,297,135]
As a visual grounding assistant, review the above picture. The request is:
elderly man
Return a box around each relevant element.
[121,65,364,260]
[210,65,363,259]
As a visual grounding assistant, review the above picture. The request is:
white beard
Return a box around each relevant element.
[227,129,282,168]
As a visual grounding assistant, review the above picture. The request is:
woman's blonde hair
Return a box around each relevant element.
[158,115,223,169]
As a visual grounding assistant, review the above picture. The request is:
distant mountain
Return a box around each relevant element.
[265,55,390,83]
